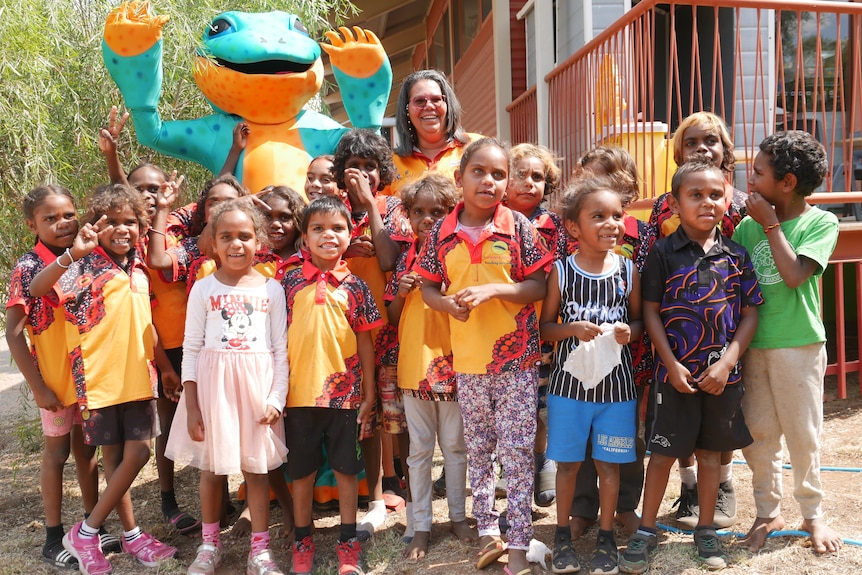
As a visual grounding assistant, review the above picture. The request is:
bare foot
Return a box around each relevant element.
[404,530,430,559]
[741,515,785,552]
[801,518,843,553]
[507,548,531,574]
[570,516,596,540]
[615,511,641,535]
[451,520,477,543]
[231,505,252,538]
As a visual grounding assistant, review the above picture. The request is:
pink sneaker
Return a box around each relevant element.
[62,521,112,575]
[121,531,177,567]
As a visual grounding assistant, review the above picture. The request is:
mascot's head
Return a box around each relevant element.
[193,11,324,124]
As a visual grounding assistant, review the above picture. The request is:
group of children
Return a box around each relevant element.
[5,108,844,575]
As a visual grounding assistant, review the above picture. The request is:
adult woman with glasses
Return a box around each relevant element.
[384,69,483,195]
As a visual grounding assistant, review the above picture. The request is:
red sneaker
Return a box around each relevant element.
[290,536,315,575]
[336,538,367,575]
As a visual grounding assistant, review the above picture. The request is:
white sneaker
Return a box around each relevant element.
[247,549,283,575]
[188,543,223,575]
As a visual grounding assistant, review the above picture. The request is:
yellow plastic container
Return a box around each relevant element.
[599,122,674,221]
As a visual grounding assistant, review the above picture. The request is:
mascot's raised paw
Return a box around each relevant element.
[102,1,391,197]
[322,26,386,78]
[104,1,169,57]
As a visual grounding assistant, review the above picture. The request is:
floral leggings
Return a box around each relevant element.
[456,369,538,550]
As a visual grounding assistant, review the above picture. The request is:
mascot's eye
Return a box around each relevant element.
[208,18,233,37]
[293,19,309,36]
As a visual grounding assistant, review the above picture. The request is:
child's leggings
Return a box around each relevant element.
[456,369,538,550]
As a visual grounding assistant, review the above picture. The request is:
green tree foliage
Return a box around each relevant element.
[0,0,355,311]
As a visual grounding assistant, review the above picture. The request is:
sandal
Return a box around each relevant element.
[503,568,532,575]
[476,536,506,569]
[42,540,78,570]
[166,511,202,536]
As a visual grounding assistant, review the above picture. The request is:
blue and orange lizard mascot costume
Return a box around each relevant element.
[101,1,392,195]
[102,1,391,506]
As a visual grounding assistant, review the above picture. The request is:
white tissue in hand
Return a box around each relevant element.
[526,538,551,569]
[562,322,623,390]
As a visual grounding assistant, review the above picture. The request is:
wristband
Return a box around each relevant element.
[763,222,781,234]
[56,248,75,269]
[148,228,166,237]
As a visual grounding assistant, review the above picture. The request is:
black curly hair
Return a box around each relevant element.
[332,129,395,192]
[758,130,828,197]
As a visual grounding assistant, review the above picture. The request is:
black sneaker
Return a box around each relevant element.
[672,483,699,529]
[694,527,727,570]
[713,481,737,528]
[552,539,581,573]
[589,533,618,575]
[618,532,657,575]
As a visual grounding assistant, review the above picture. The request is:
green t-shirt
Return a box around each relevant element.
[732,207,838,349]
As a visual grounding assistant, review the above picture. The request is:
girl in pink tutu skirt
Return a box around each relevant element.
[166,199,289,575]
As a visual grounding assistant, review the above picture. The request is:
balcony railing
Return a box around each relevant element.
[507,85,538,146]
[509,0,862,397]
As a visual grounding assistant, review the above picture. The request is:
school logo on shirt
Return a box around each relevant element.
[750,239,782,285]
[330,287,349,312]
[485,241,512,265]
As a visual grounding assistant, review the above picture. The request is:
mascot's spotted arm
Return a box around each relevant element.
[102,1,392,195]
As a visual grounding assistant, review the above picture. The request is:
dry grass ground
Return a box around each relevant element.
[0,376,861,574]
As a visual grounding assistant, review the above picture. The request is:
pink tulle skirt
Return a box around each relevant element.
[166,348,287,475]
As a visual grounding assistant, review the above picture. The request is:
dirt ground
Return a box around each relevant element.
[1,337,861,574]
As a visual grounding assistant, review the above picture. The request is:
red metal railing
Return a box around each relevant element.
[508,0,862,396]
[507,85,538,146]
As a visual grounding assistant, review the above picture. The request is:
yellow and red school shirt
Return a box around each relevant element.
[282,259,383,409]
[50,247,156,410]
[165,202,196,239]
[383,133,483,196]
[6,241,77,407]
[144,232,188,351]
[384,241,456,400]
[162,236,218,296]
[256,249,304,282]
[414,203,552,374]
[527,206,569,262]
[347,194,412,354]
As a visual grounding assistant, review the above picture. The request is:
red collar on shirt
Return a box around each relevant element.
[438,202,517,240]
[33,239,61,263]
[301,257,351,283]
[302,257,351,305]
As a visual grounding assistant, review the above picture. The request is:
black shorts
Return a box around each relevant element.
[645,381,752,458]
[81,400,158,446]
[284,407,364,479]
